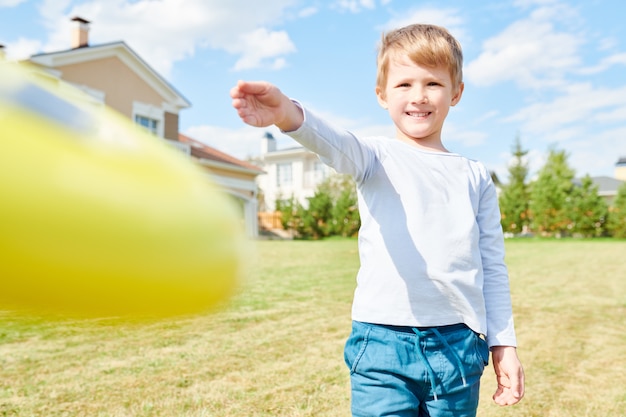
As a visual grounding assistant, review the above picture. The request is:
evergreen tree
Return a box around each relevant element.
[331,176,360,237]
[569,175,608,237]
[499,135,530,235]
[276,174,360,239]
[606,182,626,238]
[529,147,575,236]
[302,185,334,239]
[276,196,305,235]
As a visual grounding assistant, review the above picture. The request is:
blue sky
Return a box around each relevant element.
[2,0,625,181]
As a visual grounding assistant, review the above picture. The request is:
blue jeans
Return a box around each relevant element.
[344,321,490,417]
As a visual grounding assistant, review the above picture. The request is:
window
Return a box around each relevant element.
[133,102,164,137]
[276,163,293,187]
[135,115,158,134]
[312,161,326,182]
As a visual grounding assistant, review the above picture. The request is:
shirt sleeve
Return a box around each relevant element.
[282,101,376,183]
[477,169,518,348]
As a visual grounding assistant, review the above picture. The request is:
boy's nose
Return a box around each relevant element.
[412,89,428,104]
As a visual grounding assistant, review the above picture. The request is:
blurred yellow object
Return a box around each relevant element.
[0,61,247,318]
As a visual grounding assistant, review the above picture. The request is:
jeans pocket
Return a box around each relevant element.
[473,333,490,367]
[344,322,371,375]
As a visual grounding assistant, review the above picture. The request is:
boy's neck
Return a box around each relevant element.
[397,135,450,153]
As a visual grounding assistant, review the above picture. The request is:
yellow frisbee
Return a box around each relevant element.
[0,62,247,318]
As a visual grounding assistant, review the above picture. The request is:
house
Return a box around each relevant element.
[577,176,624,206]
[253,132,335,212]
[580,158,626,206]
[178,134,264,236]
[21,17,262,236]
[27,17,190,142]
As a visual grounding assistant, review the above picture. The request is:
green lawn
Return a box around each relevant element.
[1,238,625,416]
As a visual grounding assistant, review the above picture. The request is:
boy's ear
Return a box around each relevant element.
[375,86,388,109]
[451,82,464,106]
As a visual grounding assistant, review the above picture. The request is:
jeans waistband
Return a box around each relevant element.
[371,322,468,334]
[366,322,470,401]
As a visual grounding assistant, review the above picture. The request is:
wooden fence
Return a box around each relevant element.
[258,211,283,230]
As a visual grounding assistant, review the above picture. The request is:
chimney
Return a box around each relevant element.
[71,16,91,48]
[616,157,626,181]
[261,132,277,155]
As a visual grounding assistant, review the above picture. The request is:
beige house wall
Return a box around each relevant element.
[57,56,180,140]
[55,56,162,116]
[163,112,179,141]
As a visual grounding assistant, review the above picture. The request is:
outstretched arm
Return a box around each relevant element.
[491,345,525,406]
[230,80,304,132]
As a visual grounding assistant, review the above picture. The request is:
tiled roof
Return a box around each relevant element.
[575,176,626,194]
[178,133,263,173]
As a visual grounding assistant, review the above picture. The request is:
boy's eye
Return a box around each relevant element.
[397,82,411,88]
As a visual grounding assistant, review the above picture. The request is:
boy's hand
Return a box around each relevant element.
[491,346,524,406]
[230,80,303,132]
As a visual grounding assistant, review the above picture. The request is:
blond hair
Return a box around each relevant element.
[376,24,463,95]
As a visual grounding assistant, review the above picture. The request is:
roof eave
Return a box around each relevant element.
[196,158,264,176]
[28,41,191,110]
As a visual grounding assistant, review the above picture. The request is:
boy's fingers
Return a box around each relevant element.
[229,85,244,99]
[505,361,524,399]
[512,369,525,399]
[236,80,270,95]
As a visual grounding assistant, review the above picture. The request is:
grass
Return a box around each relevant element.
[1,238,625,416]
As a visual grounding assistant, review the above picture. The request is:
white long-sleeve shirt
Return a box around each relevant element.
[286,105,517,347]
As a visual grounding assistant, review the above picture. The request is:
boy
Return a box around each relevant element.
[231,23,524,416]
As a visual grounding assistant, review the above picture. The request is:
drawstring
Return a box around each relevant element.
[412,327,468,401]
[412,330,440,401]
[431,328,468,387]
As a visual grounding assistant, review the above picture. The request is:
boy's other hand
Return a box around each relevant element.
[491,345,524,406]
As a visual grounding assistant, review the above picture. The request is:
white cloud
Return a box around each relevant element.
[594,106,626,124]
[565,126,626,177]
[506,83,626,135]
[379,7,465,41]
[2,37,41,61]
[501,82,626,176]
[513,0,561,7]
[465,11,582,89]
[598,36,618,52]
[465,0,587,90]
[578,52,626,75]
[462,0,626,178]
[475,110,500,124]
[333,0,376,13]
[39,0,72,22]
[230,28,296,71]
[30,0,300,77]
[0,0,26,7]
[298,6,318,18]
[525,148,548,180]
[443,122,488,147]
[494,146,544,183]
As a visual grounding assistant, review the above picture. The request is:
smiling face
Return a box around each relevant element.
[376,54,464,151]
